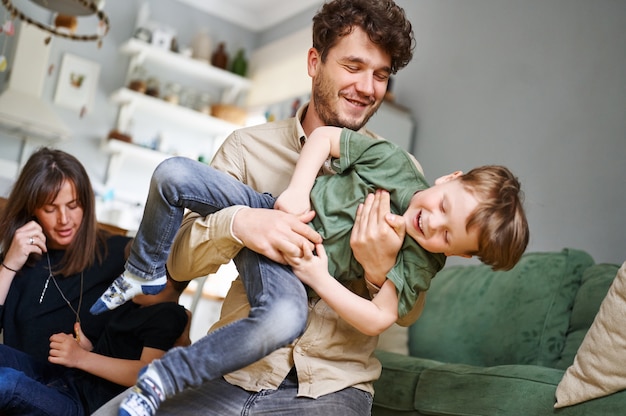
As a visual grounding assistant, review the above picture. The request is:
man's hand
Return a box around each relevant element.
[232,208,322,264]
[350,190,405,286]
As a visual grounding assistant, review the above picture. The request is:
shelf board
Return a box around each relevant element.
[111,88,241,134]
[120,38,251,91]
[105,139,172,165]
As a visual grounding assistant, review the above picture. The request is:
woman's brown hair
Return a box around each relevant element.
[0,147,106,276]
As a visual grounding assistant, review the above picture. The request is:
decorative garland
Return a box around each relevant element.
[1,0,109,46]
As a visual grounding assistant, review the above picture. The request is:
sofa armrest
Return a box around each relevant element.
[373,350,626,416]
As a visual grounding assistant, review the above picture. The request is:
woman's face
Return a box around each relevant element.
[33,180,84,249]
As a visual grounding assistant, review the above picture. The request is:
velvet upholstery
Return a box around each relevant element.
[372,249,624,416]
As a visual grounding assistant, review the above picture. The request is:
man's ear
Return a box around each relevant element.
[434,170,463,186]
[307,47,320,77]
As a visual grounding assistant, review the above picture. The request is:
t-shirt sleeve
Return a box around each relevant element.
[137,304,189,351]
[332,128,400,174]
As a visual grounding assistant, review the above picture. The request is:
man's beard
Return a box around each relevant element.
[312,70,380,131]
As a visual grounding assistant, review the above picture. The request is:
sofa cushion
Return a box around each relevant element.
[412,362,626,416]
[554,262,618,370]
[555,261,625,407]
[373,350,443,412]
[408,249,594,368]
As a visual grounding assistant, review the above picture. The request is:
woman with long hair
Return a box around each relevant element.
[0,147,132,415]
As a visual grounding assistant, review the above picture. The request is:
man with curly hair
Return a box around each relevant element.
[96,1,417,415]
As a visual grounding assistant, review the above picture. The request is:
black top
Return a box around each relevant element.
[0,234,132,361]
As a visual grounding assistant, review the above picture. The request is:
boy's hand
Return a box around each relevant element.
[286,243,330,287]
[274,188,311,216]
[48,326,90,368]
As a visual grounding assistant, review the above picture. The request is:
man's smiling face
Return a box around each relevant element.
[309,26,391,131]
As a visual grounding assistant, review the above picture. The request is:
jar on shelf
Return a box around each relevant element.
[194,92,212,115]
[179,87,197,109]
[128,66,147,93]
[163,82,181,105]
[145,77,160,98]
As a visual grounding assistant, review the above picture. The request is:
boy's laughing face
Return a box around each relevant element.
[403,172,480,258]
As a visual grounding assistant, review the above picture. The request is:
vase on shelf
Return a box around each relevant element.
[191,29,212,62]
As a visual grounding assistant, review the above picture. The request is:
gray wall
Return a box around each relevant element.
[394,0,625,265]
[262,0,626,265]
[1,0,624,265]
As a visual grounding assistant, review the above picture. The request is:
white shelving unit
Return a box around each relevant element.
[120,38,250,103]
[103,38,252,187]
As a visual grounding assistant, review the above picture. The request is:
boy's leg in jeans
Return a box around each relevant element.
[119,248,309,415]
[91,156,276,314]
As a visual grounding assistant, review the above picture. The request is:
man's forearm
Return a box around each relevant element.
[166,207,245,281]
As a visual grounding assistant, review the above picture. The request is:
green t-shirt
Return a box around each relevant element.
[308,128,446,318]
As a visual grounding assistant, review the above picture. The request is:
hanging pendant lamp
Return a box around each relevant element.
[1,0,109,45]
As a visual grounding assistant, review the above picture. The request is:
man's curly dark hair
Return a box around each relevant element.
[312,0,415,74]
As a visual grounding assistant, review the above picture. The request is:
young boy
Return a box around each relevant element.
[274,126,529,334]
[0,275,190,415]
[99,126,527,416]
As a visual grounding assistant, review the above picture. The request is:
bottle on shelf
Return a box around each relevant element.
[211,42,228,70]
[230,48,247,77]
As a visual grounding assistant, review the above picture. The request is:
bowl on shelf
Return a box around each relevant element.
[211,104,247,125]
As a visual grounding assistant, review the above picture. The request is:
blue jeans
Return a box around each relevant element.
[0,345,83,416]
[130,157,308,396]
[92,374,373,416]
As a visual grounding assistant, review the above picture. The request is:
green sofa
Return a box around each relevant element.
[372,248,624,415]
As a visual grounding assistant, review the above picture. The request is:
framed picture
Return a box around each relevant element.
[54,53,100,112]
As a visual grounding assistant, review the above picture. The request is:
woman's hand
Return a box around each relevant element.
[350,190,405,286]
[2,220,47,272]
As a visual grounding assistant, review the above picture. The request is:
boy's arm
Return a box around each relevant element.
[274,126,343,215]
[287,243,399,336]
[48,332,166,387]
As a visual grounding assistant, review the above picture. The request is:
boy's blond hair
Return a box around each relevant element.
[460,165,529,271]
